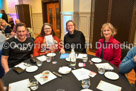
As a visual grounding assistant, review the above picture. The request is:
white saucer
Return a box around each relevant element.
[104,72,119,80]
[80,89,92,91]
[66,58,70,62]
[47,53,56,57]
[26,66,38,72]
[91,58,102,63]
[58,66,72,74]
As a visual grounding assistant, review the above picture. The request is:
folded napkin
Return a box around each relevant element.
[76,53,87,59]
[97,80,122,91]
[95,63,114,70]
[9,79,30,91]
[15,62,27,70]
[37,55,47,62]
[60,53,69,59]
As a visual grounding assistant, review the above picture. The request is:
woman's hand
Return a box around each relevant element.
[59,48,66,54]
[134,56,136,62]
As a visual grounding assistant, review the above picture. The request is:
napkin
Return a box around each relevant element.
[76,53,87,59]
[37,55,47,62]
[15,62,27,70]
[9,79,30,91]
[97,80,122,91]
[95,63,114,70]
[60,53,69,59]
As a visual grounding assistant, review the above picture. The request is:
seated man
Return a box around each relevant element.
[1,23,34,74]
[119,47,136,73]
[119,46,136,91]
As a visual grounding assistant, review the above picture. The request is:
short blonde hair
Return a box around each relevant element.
[101,23,117,37]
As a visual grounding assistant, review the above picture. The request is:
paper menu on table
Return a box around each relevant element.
[8,79,30,91]
[14,62,27,70]
[37,55,47,62]
[34,70,57,85]
[45,35,54,46]
[95,63,114,70]
[76,53,87,59]
[72,68,96,81]
[97,80,122,91]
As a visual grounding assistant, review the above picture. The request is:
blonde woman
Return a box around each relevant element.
[96,23,121,67]
[0,19,11,34]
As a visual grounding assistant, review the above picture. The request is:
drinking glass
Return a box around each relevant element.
[36,60,42,66]
[82,57,88,62]
[98,67,105,75]
[29,79,39,91]
[46,56,52,62]
[81,78,90,89]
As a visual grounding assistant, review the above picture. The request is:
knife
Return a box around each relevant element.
[53,72,62,78]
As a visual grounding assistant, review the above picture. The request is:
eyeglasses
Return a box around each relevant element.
[67,25,74,27]
[44,28,51,30]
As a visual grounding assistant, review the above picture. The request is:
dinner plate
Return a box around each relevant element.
[47,53,56,57]
[58,66,72,74]
[91,58,102,63]
[26,66,38,72]
[104,72,119,80]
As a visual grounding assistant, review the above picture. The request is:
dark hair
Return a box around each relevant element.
[66,20,76,31]
[1,10,5,14]
[16,22,26,31]
[39,23,55,37]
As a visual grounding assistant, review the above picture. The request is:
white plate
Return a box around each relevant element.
[66,58,70,62]
[91,58,102,63]
[80,89,93,91]
[26,66,38,72]
[104,72,119,80]
[47,53,56,57]
[58,66,72,74]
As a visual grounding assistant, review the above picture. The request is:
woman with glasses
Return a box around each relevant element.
[33,23,65,56]
[64,20,86,53]
[96,23,121,67]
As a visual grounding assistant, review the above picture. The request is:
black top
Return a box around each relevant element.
[2,13,8,23]
[64,30,86,53]
[8,21,14,30]
[2,37,34,67]
[4,26,11,34]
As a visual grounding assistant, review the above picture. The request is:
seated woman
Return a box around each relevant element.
[64,20,86,53]
[96,23,121,67]
[1,19,11,34]
[33,23,65,56]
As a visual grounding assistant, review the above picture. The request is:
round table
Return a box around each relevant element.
[2,52,131,91]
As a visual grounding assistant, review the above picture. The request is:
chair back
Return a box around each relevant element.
[121,48,129,61]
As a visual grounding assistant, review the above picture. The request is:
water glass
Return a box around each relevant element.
[36,60,42,66]
[98,67,105,75]
[30,79,39,91]
[47,56,51,62]
[82,57,88,62]
[81,78,90,89]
